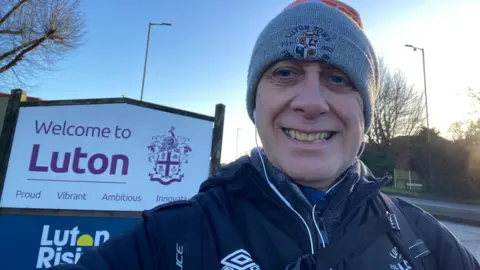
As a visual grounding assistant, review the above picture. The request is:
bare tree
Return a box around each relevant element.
[449,120,468,141]
[468,87,480,103]
[466,87,480,115]
[448,88,480,141]
[367,57,425,146]
[449,118,480,148]
[0,0,84,89]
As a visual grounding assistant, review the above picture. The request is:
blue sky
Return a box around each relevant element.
[8,0,480,162]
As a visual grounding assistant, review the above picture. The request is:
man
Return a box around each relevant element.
[52,0,480,269]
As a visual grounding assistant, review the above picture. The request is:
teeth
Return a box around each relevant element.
[284,129,333,142]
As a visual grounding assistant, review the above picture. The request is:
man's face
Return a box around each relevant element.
[255,60,364,190]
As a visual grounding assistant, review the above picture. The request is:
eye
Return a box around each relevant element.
[277,69,293,77]
[325,71,354,88]
[272,67,300,79]
[329,75,346,84]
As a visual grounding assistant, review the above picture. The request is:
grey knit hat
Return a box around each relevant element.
[246,0,380,133]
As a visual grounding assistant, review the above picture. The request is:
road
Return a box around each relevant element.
[395,196,480,213]
[442,220,480,262]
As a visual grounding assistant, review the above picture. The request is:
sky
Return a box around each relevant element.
[5,0,480,163]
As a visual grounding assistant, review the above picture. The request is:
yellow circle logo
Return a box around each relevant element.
[76,234,94,246]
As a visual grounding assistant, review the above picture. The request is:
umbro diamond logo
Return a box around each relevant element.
[221,249,261,270]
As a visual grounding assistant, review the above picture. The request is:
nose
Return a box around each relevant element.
[290,73,330,119]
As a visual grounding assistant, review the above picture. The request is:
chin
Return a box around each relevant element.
[279,158,343,188]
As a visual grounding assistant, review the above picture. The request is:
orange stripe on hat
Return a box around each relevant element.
[283,0,363,29]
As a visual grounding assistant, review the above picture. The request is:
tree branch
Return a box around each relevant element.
[0,0,30,27]
[0,29,23,35]
[0,37,43,62]
[0,0,84,86]
[0,32,52,73]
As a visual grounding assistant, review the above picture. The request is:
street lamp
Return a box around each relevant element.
[405,44,429,139]
[405,44,431,190]
[236,128,242,159]
[140,22,172,101]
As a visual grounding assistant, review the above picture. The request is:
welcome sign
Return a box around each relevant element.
[0,102,214,211]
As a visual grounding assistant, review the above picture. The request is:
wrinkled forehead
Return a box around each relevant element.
[283,0,363,29]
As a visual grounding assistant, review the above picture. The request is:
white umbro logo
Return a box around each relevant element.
[221,249,261,270]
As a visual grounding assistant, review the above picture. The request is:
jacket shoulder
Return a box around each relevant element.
[392,196,480,269]
[144,199,198,216]
[142,197,205,234]
[388,196,433,222]
[388,196,450,242]
[54,216,157,270]
[143,157,249,219]
[143,156,254,227]
[49,159,252,270]
[198,155,251,192]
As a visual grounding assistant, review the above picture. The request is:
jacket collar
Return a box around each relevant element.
[248,147,362,208]
[198,149,392,247]
[199,148,391,213]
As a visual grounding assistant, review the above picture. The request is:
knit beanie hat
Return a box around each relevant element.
[246,0,380,133]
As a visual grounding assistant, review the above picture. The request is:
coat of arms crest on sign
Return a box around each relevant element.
[295,31,319,59]
[147,126,192,185]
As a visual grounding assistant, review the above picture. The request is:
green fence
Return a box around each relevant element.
[393,168,424,191]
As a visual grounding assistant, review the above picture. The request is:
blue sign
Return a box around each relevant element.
[0,214,140,269]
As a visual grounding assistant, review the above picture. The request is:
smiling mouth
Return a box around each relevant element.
[282,128,336,143]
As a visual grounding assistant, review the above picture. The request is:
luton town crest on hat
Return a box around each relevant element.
[294,31,319,59]
[147,126,192,185]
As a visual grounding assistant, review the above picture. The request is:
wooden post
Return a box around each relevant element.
[209,104,225,176]
[408,170,412,190]
[0,89,25,200]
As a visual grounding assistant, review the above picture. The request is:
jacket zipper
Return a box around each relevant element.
[331,189,380,240]
[331,174,392,240]
[312,205,327,248]
[247,168,317,254]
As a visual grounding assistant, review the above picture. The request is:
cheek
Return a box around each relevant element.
[357,98,365,133]
[351,99,365,143]
[334,94,364,134]
[351,94,364,123]
[255,83,277,137]
[256,82,291,126]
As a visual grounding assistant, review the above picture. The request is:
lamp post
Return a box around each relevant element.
[405,44,431,190]
[405,44,429,140]
[140,22,172,101]
[235,128,242,159]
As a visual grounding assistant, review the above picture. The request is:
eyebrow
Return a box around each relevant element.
[284,60,342,71]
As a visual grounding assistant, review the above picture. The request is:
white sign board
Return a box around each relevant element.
[0,103,214,211]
